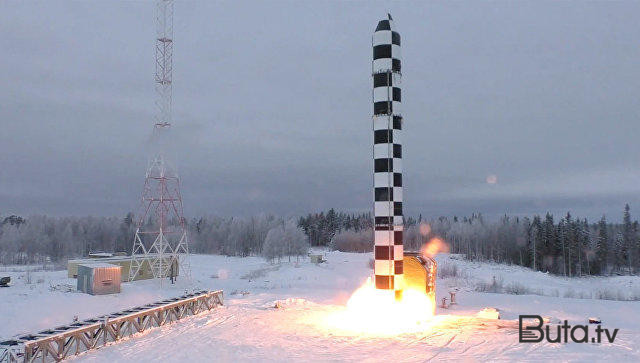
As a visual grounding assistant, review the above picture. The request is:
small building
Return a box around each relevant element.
[68,256,174,281]
[77,263,121,295]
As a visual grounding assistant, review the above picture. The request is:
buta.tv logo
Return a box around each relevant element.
[519,315,619,343]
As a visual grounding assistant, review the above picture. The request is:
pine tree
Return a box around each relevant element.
[575,219,589,276]
[565,212,577,277]
[614,232,624,272]
[622,204,633,274]
[633,220,639,274]
[582,219,593,275]
[541,213,555,271]
[521,217,532,268]
[635,220,640,274]
[531,215,543,270]
[557,218,567,276]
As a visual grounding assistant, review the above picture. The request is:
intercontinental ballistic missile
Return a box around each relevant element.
[372,13,404,300]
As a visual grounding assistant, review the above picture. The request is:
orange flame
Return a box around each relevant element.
[324,278,435,336]
[421,237,449,258]
[319,235,449,335]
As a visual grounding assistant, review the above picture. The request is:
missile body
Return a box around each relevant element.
[372,14,403,300]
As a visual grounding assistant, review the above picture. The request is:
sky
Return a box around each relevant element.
[1,0,640,221]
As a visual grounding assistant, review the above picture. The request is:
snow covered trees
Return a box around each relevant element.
[262,220,309,262]
[1,206,639,276]
[0,215,133,265]
[0,214,311,264]
[331,230,371,252]
[262,226,285,262]
[188,215,279,257]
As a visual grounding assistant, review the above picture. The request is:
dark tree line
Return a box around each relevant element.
[424,205,640,276]
[297,209,372,247]
[311,206,640,276]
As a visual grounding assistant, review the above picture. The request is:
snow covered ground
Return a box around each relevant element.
[1,252,639,362]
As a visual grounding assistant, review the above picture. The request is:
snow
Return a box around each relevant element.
[1,252,639,361]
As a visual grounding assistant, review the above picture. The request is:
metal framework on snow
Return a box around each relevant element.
[0,290,223,362]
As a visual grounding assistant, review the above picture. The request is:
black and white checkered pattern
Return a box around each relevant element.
[372,14,403,299]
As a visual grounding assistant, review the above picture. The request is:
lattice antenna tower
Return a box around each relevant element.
[130,0,191,283]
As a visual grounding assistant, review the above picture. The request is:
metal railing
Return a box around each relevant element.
[0,290,223,362]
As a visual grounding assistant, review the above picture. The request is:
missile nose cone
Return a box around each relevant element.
[375,14,395,32]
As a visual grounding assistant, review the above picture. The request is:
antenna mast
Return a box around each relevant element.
[130,0,191,284]
[154,0,173,129]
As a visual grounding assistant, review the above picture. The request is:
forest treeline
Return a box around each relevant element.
[1,205,639,276]
[427,205,640,276]
[328,205,640,277]
[0,214,309,265]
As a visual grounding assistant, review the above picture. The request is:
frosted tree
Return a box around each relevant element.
[331,229,372,252]
[262,225,285,262]
[261,220,308,263]
[284,220,309,262]
[0,223,22,264]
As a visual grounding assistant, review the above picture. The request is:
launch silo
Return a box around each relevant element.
[372,14,404,300]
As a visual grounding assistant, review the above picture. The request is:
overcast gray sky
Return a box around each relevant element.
[1,0,640,221]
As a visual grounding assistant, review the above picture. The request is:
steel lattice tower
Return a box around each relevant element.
[129,0,191,283]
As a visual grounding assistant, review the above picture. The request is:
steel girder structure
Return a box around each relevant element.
[0,290,223,362]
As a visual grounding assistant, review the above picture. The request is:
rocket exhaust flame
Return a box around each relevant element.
[421,237,450,259]
[324,278,435,336]
[324,237,447,336]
